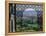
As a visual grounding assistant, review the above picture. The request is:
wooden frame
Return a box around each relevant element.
[5,1,45,36]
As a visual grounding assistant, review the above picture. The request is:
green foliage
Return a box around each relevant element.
[16,16,39,32]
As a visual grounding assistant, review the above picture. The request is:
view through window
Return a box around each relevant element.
[9,3,43,32]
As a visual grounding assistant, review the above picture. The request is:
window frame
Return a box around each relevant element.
[5,1,45,35]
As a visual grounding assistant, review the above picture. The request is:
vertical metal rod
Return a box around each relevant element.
[10,4,13,32]
[13,4,15,32]
[10,3,15,32]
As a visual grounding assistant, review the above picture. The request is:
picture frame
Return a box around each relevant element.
[5,1,45,36]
